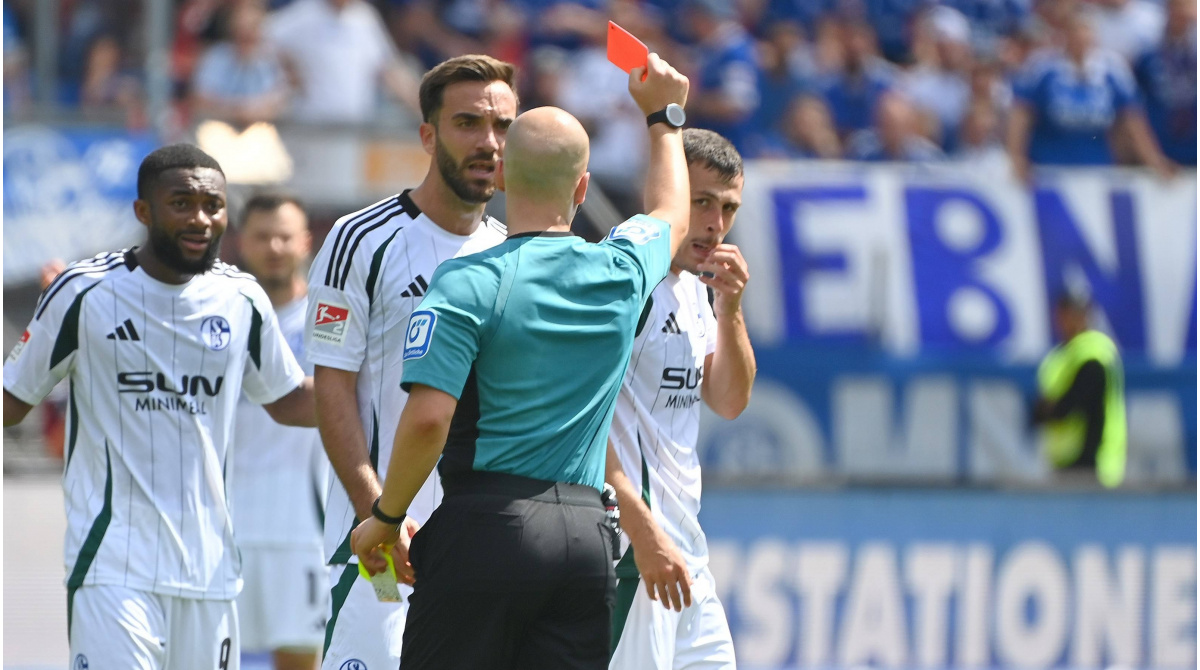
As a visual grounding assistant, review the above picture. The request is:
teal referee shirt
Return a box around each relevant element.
[400,215,672,491]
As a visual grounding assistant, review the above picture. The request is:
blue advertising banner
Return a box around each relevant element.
[701,489,1197,669]
[715,163,1197,484]
[698,346,1196,484]
[734,164,1196,367]
[4,125,158,283]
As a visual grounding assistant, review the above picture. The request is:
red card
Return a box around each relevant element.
[607,21,648,74]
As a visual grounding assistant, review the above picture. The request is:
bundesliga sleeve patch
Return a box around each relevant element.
[312,301,351,346]
[5,330,30,364]
[403,310,437,361]
[607,219,662,246]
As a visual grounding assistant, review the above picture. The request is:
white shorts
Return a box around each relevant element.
[610,565,736,670]
[237,544,329,652]
[69,583,240,670]
[321,563,407,670]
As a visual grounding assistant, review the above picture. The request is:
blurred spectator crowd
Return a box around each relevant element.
[4,0,1195,199]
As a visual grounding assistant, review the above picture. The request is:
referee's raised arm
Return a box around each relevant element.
[629,53,691,258]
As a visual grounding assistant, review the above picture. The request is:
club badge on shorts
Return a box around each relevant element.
[403,310,437,360]
[312,301,351,346]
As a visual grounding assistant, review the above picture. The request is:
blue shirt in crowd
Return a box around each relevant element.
[1014,49,1140,165]
[692,24,761,151]
[818,60,896,137]
[1134,34,1197,166]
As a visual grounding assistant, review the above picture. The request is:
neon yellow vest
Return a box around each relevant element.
[1037,330,1127,487]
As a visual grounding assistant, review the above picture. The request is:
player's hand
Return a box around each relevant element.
[387,517,421,585]
[698,244,749,318]
[629,53,689,117]
[351,517,401,577]
[632,525,693,611]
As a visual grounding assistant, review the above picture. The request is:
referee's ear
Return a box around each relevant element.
[573,171,589,206]
[496,158,506,192]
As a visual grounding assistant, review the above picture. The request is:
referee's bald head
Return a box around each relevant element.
[500,107,589,201]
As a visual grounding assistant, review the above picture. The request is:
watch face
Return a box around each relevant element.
[666,104,686,127]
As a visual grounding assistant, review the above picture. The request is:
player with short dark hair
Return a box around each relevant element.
[3,144,316,668]
[607,128,755,669]
[230,191,330,670]
[136,142,225,199]
[417,54,518,124]
[306,53,516,669]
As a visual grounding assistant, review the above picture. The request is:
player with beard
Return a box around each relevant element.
[229,192,330,670]
[608,129,755,670]
[305,54,516,669]
[3,144,317,668]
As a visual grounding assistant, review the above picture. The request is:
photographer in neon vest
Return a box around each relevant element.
[1032,293,1127,488]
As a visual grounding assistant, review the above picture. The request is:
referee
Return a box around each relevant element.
[351,53,692,668]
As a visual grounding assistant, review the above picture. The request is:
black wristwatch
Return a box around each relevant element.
[647,103,686,129]
[371,497,405,529]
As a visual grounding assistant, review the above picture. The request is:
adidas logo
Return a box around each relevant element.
[105,319,141,341]
[661,312,682,335]
[400,275,429,298]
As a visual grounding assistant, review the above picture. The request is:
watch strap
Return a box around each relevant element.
[371,497,405,526]
[647,106,681,128]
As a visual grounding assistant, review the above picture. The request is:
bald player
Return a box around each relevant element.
[350,53,692,669]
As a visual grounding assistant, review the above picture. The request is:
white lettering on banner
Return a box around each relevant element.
[795,543,848,667]
[700,379,1187,485]
[906,544,958,668]
[732,163,1196,366]
[995,542,1070,668]
[839,543,908,666]
[1125,395,1188,483]
[739,540,792,666]
[957,544,994,668]
[698,380,826,480]
[712,540,1196,669]
[1152,548,1197,667]
[834,377,957,479]
[1073,545,1144,667]
[967,382,1052,482]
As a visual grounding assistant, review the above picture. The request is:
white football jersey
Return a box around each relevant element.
[610,271,718,574]
[3,249,305,600]
[305,190,506,564]
[230,295,328,546]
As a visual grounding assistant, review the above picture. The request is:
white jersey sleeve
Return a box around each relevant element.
[4,252,127,404]
[305,197,401,372]
[239,283,306,405]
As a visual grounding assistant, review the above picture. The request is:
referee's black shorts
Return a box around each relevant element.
[401,471,617,670]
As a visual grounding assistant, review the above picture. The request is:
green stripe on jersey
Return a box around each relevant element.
[635,296,655,338]
[610,553,641,654]
[66,441,113,637]
[245,296,263,369]
[50,282,101,370]
[66,380,79,465]
[365,230,400,303]
[323,565,360,658]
